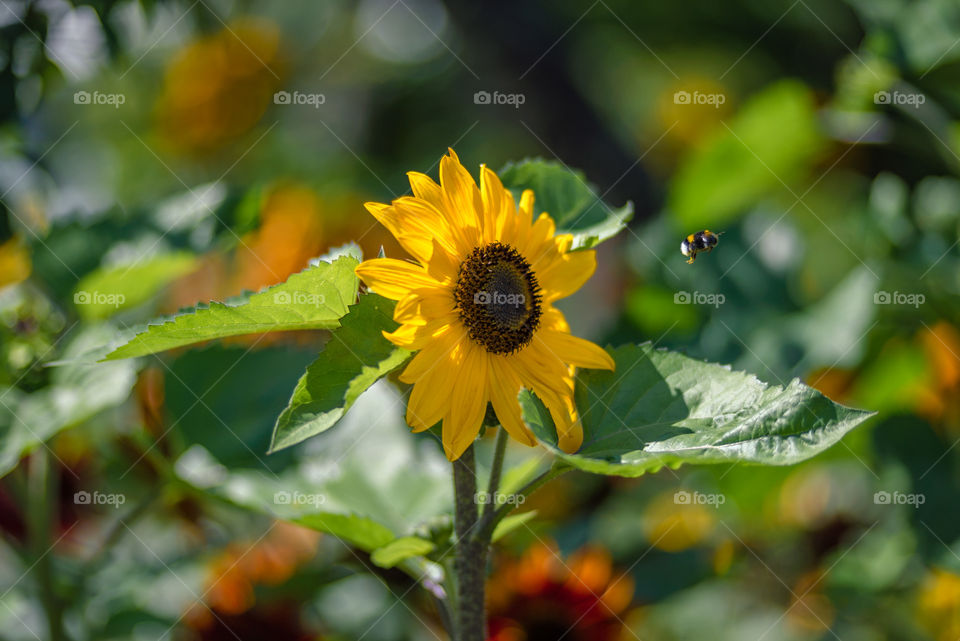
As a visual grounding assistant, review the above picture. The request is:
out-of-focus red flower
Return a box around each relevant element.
[486,542,634,641]
[184,521,319,635]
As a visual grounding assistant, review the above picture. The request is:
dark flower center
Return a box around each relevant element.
[453,242,542,354]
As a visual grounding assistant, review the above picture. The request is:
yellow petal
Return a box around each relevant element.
[389,197,460,262]
[382,316,454,350]
[489,358,537,446]
[442,343,488,460]
[355,258,442,300]
[538,249,597,302]
[407,365,453,432]
[398,324,466,383]
[439,149,482,250]
[537,330,614,371]
[407,171,444,209]
[479,165,511,244]
[548,392,583,453]
[394,287,456,325]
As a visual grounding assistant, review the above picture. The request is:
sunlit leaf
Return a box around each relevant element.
[73,252,198,320]
[102,256,359,360]
[370,536,436,568]
[523,343,875,477]
[270,294,409,453]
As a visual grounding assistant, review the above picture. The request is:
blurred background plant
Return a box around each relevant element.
[0,0,958,639]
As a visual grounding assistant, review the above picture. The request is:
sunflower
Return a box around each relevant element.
[355,149,614,460]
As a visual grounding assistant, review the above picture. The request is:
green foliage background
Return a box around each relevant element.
[1,1,959,640]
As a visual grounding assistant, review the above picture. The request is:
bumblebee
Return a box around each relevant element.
[681,230,721,264]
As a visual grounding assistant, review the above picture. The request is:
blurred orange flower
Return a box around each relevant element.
[917,322,960,427]
[186,521,319,630]
[486,542,634,641]
[155,18,284,154]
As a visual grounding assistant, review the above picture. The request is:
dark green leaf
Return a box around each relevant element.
[499,159,633,250]
[269,293,410,453]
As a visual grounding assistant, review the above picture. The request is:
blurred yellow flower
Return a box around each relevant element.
[642,490,715,552]
[233,183,325,294]
[0,238,30,288]
[355,149,614,460]
[155,18,284,154]
[918,567,960,641]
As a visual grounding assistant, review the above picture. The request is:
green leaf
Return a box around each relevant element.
[499,159,633,250]
[492,511,538,543]
[295,513,396,552]
[669,80,826,230]
[370,536,436,568]
[523,343,875,477]
[216,383,451,551]
[0,326,137,477]
[102,256,359,360]
[269,294,411,453]
[73,252,198,320]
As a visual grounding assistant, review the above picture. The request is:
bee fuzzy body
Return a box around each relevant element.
[681,230,721,264]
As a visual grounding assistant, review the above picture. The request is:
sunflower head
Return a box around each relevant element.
[355,149,614,460]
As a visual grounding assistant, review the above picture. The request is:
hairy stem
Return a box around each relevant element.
[452,445,486,641]
[483,428,509,519]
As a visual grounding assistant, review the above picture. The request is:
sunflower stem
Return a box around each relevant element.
[483,428,509,520]
[475,461,572,542]
[29,450,69,641]
[451,444,486,641]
